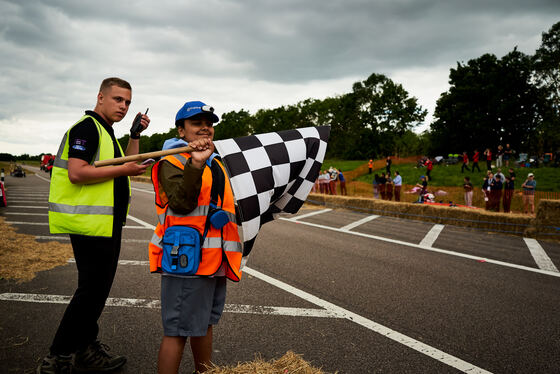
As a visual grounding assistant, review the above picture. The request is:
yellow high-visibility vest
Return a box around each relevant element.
[48,115,131,237]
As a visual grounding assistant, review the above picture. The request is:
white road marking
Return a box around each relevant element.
[7,194,49,196]
[0,293,339,319]
[7,199,48,203]
[5,212,48,216]
[292,208,332,220]
[5,221,48,226]
[127,215,156,229]
[523,238,559,273]
[243,266,492,374]
[280,217,560,278]
[419,224,445,247]
[7,205,47,209]
[36,236,148,244]
[132,187,154,194]
[339,215,380,231]
[6,221,151,230]
[34,174,51,182]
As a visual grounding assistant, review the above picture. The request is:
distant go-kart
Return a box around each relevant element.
[11,166,26,178]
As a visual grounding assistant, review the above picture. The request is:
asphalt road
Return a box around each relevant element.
[1,170,560,374]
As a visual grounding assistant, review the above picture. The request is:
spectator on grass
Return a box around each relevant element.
[461,151,470,173]
[393,171,402,202]
[368,159,373,174]
[484,148,492,171]
[386,156,392,175]
[521,173,536,215]
[482,172,493,210]
[378,172,387,200]
[472,149,481,172]
[496,145,504,168]
[495,168,505,184]
[490,174,503,212]
[463,176,473,207]
[372,174,380,199]
[504,144,513,167]
[416,175,428,202]
[385,174,394,201]
[337,169,347,196]
[328,167,338,195]
[425,158,433,181]
[503,174,515,213]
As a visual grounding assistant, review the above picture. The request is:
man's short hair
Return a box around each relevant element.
[99,77,131,92]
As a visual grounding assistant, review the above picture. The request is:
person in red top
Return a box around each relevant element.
[425,158,433,181]
[461,151,470,173]
[472,149,481,172]
[484,148,492,171]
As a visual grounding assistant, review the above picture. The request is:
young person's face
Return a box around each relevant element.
[97,85,131,124]
[178,116,214,143]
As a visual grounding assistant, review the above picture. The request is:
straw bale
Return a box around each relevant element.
[205,351,332,374]
[308,193,534,235]
[0,217,73,283]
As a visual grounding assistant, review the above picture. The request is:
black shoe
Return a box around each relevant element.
[36,354,72,374]
[73,340,126,372]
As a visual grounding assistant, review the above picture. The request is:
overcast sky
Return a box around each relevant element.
[1,0,558,156]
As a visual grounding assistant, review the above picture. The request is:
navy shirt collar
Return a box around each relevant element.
[86,110,114,135]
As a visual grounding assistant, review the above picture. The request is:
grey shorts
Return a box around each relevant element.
[161,275,227,337]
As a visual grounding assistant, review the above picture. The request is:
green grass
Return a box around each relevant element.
[323,159,367,172]
[356,162,560,192]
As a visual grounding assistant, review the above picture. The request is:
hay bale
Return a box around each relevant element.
[528,199,560,240]
[0,217,73,282]
[205,351,331,374]
[307,193,534,236]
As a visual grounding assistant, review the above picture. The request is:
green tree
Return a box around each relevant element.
[430,49,544,155]
[214,109,252,140]
[533,21,560,153]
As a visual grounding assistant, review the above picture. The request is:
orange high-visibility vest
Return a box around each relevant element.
[149,153,242,281]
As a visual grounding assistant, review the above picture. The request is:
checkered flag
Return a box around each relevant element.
[214,126,330,264]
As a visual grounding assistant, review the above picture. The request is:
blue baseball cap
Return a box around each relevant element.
[175,101,219,125]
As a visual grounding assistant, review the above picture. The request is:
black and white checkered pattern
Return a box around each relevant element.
[214,126,330,262]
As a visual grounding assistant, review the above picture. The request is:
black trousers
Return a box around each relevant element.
[471,162,481,172]
[461,162,470,172]
[50,228,122,355]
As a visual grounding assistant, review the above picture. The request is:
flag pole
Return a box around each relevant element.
[94,146,193,167]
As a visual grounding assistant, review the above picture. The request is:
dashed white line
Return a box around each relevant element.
[524,238,559,273]
[5,212,48,216]
[7,205,47,209]
[292,208,332,220]
[280,217,560,278]
[0,293,339,319]
[127,215,156,229]
[340,215,379,231]
[419,224,445,247]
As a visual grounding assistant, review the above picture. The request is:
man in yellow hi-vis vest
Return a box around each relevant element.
[38,77,151,374]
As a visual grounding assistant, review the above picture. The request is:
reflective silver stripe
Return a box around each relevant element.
[53,158,68,169]
[150,232,162,248]
[48,202,113,215]
[202,237,242,253]
[223,240,242,253]
[173,154,188,165]
[54,132,69,169]
[55,132,67,159]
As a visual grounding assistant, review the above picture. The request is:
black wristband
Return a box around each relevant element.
[130,133,140,139]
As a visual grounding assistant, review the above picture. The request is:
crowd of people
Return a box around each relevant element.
[372,171,402,201]
[313,167,347,195]
[465,168,537,215]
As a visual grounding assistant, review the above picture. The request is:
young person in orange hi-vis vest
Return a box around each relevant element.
[149,101,242,374]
